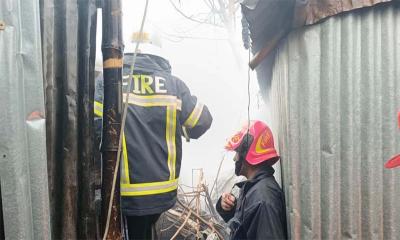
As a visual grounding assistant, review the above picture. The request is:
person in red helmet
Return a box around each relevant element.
[216,120,287,239]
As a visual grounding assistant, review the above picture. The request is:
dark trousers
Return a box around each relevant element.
[126,214,160,240]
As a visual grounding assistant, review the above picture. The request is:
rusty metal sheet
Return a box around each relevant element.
[241,0,397,69]
[293,0,393,26]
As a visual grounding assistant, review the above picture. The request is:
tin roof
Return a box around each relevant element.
[241,0,396,69]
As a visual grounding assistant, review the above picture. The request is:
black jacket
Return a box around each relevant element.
[95,53,213,216]
[216,167,287,240]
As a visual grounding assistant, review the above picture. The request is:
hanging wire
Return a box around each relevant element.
[246,48,251,142]
[241,16,250,50]
[209,152,226,197]
[247,49,251,126]
[102,0,150,239]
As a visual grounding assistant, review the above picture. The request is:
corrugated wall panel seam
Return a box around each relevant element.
[269,4,400,240]
[380,9,396,240]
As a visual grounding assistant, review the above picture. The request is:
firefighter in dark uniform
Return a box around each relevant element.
[94,32,213,239]
[216,120,287,239]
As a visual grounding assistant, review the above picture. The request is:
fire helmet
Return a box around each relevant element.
[125,30,164,57]
[384,111,400,169]
[225,120,279,165]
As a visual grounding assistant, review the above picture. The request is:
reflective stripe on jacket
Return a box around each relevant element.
[94,53,212,216]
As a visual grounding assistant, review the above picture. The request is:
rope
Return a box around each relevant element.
[102,0,150,239]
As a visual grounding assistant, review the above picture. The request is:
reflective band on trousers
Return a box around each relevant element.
[184,101,204,128]
[121,178,179,196]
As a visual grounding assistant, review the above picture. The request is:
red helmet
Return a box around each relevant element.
[385,111,400,169]
[225,120,279,165]
[385,154,400,169]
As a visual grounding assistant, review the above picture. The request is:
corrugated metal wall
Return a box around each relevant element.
[269,5,400,240]
[1,0,99,238]
[0,0,51,239]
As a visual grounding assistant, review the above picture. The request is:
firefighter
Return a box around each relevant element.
[216,120,287,239]
[95,31,213,239]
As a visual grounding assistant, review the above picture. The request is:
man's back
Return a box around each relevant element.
[95,53,213,216]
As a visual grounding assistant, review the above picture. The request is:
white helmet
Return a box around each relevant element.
[125,30,164,57]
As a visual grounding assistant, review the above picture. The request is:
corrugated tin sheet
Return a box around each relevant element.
[0,0,51,239]
[39,0,98,239]
[269,5,400,239]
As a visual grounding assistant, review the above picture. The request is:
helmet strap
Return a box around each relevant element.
[234,153,245,176]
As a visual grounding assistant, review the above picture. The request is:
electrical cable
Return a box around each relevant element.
[102,0,149,239]
[209,153,226,197]
[246,48,251,139]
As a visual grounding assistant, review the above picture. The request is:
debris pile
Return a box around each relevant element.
[157,169,228,240]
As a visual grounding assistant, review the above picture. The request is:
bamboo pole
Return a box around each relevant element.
[100,0,123,238]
